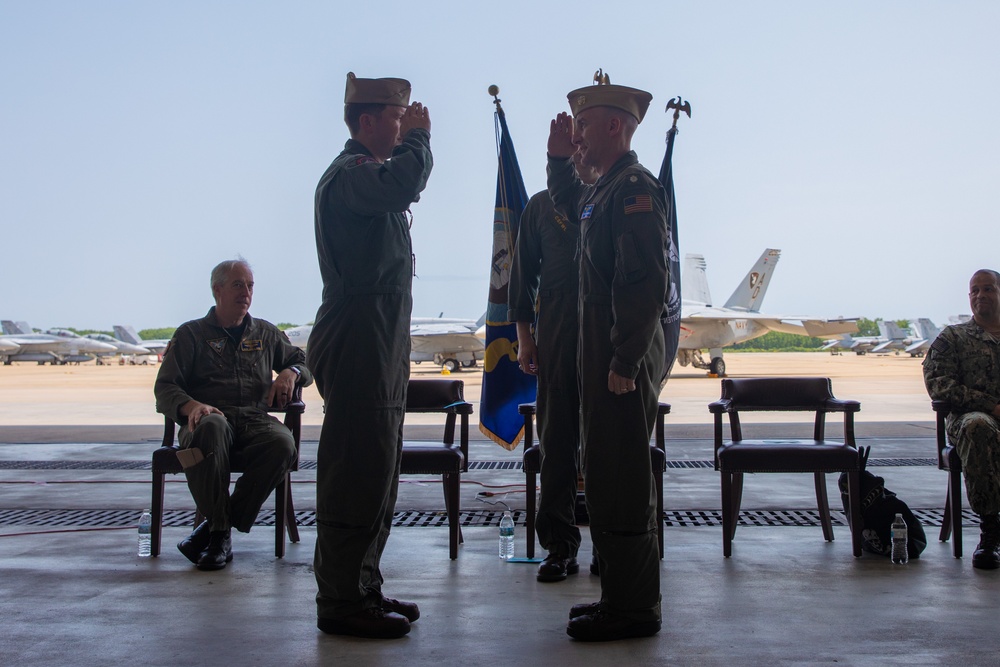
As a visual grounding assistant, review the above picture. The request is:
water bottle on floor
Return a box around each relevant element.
[137,509,152,558]
[890,513,908,564]
[499,511,514,560]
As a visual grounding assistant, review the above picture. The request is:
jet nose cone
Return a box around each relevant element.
[87,340,119,353]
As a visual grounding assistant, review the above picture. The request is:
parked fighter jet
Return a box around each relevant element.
[869,321,915,354]
[285,314,487,372]
[81,332,153,362]
[112,325,170,356]
[902,318,942,357]
[676,249,858,376]
[821,333,883,355]
[0,321,117,364]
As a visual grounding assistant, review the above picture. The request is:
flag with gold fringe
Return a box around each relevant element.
[479,91,536,450]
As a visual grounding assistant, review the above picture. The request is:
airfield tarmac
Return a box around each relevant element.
[0,350,932,426]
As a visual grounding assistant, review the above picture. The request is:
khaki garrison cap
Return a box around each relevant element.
[344,72,411,106]
[567,83,653,123]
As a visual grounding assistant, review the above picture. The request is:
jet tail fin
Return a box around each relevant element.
[4,321,33,334]
[914,318,940,341]
[723,249,780,311]
[682,254,713,305]
[882,321,907,340]
[113,325,142,345]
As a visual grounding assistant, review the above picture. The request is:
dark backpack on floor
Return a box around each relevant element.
[838,446,927,558]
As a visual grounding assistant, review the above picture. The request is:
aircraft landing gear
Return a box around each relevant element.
[442,358,460,373]
[461,359,477,368]
[710,357,726,377]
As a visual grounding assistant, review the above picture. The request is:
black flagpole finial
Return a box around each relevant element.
[489,84,503,113]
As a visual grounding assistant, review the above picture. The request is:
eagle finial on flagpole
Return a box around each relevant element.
[593,69,611,85]
[666,96,692,131]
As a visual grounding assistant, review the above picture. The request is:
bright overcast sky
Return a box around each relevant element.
[1,1,996,331]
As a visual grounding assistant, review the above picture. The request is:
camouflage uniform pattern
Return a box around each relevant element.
[508,190,582,559]
[548,151,668,623]
[154,307,312,532]
[923,320,1000,515]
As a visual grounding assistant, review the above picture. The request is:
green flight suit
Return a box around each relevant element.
[508,190,582,558]
[154,308,312,533]
[923,321,1000,516]
[309,130,432,620]
[549,151,668,623]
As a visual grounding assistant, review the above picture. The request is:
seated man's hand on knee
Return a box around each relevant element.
[181,400,224,429]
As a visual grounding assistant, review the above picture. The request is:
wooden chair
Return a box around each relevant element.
[520,401,671,559]
[932,400,964,557]
[399,378,473,560]
[708,377,863,558]
[150,387,304,559]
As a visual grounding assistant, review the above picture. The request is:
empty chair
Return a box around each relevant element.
[708,377,863,558]
[399,378,473,559]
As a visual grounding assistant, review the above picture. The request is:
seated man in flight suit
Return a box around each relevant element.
[154,258,312,570]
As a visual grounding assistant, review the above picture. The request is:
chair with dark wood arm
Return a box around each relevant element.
[708,377,863,558]
[150,386,304,559]
[399,378,473,560]
[932,400,964,557]
[520,401,671,559]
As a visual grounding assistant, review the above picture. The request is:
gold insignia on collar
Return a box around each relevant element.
[630,175,638,183]
[576,95,587,107]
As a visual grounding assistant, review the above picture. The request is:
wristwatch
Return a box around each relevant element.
[288,366,302,383]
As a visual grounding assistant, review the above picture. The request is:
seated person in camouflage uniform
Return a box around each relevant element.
[154,259,312,571]
[923,269,1000,569]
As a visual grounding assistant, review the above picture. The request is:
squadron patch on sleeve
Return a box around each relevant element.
[207,338,226,356]
[623,194,653,215]
[349,156,377,168]
[240,339,263,352]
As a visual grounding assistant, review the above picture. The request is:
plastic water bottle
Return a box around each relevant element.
[498,511,514,560]
[890,513,908,564]
[137,509,152,557]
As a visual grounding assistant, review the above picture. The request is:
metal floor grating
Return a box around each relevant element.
[0,458,938,471]
[0,507,975,529]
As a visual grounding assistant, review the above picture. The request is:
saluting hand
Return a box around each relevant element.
[548,112,576,159]
[401,102,431,135]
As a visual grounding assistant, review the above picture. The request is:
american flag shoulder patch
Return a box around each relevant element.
[623,194,653,215]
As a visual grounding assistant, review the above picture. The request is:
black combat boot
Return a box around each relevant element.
[972,514,1000,570]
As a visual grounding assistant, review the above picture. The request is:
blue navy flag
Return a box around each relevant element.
[657,126,682,383]
[480,103,536,450]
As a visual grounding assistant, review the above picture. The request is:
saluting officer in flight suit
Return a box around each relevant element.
[547,79,669,642]
[509,152,599,583]
[309,73,432,640]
